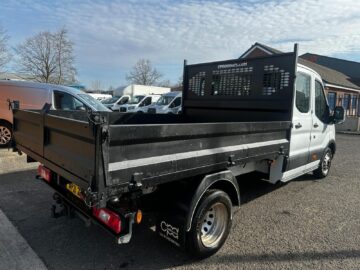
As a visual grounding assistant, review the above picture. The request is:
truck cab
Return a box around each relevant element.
[283,64,338,181]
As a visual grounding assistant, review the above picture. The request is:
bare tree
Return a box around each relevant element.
[54,28,76,84]
[0,26,11,72]
[126,59,162,85]
[177,75,183,87]
[90,80,102,91]
[158,79,172,87]
[15,28,76,84]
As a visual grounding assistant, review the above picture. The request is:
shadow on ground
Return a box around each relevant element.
[0,169,323,269]
[211,249,360,264]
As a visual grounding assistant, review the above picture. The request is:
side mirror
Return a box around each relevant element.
[332,106,345,124]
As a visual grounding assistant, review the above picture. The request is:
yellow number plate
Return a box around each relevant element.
[66,183,82,199]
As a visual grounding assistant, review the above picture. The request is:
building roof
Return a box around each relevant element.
[239,42,283,58]
[300,53,360,80]
[298,58,360,90]
[240,43,360,91]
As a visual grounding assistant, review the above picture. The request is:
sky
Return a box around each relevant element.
[1,0,360,89]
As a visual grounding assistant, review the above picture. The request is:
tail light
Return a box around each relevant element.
[38,165,52,183]
[92,207,122,234]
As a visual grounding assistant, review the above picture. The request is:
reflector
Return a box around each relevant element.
[38,165,52,183]
[92,207,121,234]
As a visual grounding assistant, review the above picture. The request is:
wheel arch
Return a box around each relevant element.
[186,170,240,232]
[0,119,12,127]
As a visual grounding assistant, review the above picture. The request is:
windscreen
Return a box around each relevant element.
[156,95,175,106]
[101,96,120,104]
[128,95,145,104]
[78,94,111,111]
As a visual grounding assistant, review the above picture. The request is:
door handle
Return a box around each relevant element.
[294,123,302,129]
[313,123,319,128]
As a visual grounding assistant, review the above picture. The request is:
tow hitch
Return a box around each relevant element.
[51,193,74,218]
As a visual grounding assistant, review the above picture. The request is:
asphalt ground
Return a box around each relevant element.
[0,134,359,269]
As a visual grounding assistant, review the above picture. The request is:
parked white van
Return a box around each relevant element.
[120,94,162,113]
[101,95,130,111]
[115,84,169,112]
[147,91,182,114]
[0,80,110,146]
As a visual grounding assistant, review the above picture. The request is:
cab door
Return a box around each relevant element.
[308,79,330,166]
[287,71,313,172]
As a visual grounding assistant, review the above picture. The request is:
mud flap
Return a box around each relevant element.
[156,206,188,249]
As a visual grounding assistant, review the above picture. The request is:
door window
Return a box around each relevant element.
[54,91,86,111]
[295,73,311,113]
[140,97,152,107]
[171,97,182,108]
[118,96,129,105]
[315,80,329,123]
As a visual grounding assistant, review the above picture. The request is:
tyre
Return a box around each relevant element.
[0,121,12,147]
[313,147,333,179]
[186,189,232,258]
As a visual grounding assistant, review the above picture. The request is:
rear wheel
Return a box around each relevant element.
[313,147,333,178]
[0,121,12,147]
[187,189,232,258]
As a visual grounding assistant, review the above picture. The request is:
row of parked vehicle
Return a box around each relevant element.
[0,80,182,147]
[101,91,182,114]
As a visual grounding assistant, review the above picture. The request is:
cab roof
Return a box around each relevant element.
[0,80,84,96]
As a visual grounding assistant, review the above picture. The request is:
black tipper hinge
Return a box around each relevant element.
[228,154,236,166]
[83,188,106,208]
[129,172,143,190]
[101,126,109,144]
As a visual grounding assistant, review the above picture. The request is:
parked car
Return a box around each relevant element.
[101,95,130,111]
[120,94,162,113]
[12,45,345,258]
[0,80,110,146]
[147,91,182,114]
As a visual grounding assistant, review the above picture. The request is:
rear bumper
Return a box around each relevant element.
[38,173,135,244]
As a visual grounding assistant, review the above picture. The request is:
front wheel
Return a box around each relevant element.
[313,147,333,179]
[0,121,12,147]
[186,189,232,258]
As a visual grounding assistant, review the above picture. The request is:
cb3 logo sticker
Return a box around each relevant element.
[160,221,179,240]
